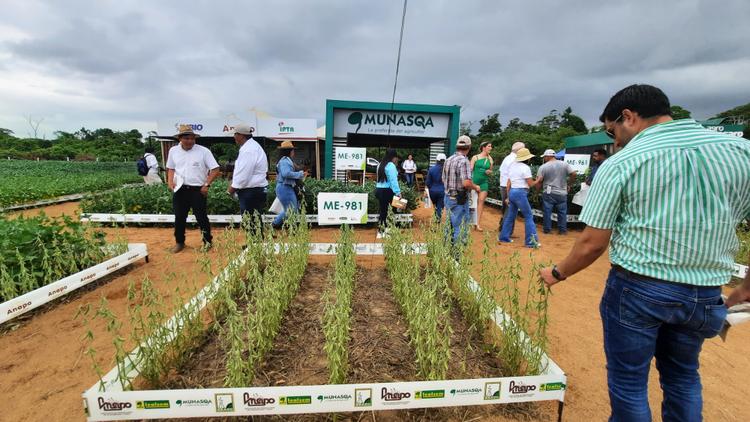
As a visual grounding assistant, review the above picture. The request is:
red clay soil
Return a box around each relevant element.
[0,202,748,421]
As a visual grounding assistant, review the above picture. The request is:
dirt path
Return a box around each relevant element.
[0,202,748,421]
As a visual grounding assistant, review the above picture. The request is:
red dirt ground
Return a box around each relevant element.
[0,201,748,421]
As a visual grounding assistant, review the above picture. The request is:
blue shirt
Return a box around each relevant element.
[425,163,444,195]
[375,162,401,194]
[276,156,303,186]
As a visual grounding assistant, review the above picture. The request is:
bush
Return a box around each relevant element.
[81,179,419,215]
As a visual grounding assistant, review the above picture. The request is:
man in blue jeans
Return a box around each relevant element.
[442,136,480,245]
[540,84,750,421]
[227,124,268,233]
[535,149,576,234]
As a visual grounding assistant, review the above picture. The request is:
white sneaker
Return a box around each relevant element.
[376,231,384,239]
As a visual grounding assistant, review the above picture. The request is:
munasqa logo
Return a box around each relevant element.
[508,380,537,396]
[175,398,212,407]
[317,394,352,403]
[450,387,482,396]
[348,111,435,133]
[98,397,132,413]
[414,390,445,399]
[243,393,275,408]
[279,396,312,405]
[381,387,411,403]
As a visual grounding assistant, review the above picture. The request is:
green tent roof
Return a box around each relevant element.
[698,118,727,126]
[564,131,613,149]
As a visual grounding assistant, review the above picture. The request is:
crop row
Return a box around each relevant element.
[0,160,142,207]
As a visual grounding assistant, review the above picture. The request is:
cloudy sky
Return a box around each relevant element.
[1,0,748,138]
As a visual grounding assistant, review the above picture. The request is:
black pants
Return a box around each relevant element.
[237,187,267,234]
[375,187,394,228]
[173,186,212,244]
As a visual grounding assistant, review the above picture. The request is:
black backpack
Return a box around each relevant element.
[136,155,149,176]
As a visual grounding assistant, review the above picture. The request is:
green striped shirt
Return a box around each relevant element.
[580,119,750,286]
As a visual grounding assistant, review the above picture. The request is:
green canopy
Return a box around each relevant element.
[564,131,612,149]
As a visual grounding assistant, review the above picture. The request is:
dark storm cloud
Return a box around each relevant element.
[0,0,748,135]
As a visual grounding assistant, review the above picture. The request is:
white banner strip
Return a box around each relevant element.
[83,375,566,420]
[484,198,580,223]
[80,213,413,224]
[0,244,148,325]
[305,243,426,256]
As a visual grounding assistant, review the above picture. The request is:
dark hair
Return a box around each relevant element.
[593,148,608,157]
[479,141,491,150]
[145,146,155,153]
[599,84,671,122]
[378,149,398,183]
[278,148,293,158]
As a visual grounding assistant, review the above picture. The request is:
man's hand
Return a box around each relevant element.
[168,181,176,191]
[485,169,492,176]
[227,186,236,195]
[303,170,309,178]
[725,283,750,308]
[539,267,562,288]
[200,184,209,197]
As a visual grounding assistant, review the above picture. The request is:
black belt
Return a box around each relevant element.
[611,265,716,289]
[236,187,266,191]
[181,185,203,190]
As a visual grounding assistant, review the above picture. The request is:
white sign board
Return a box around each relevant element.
[333,109,450,138]
[317,193,368,225]
[564,154,590,173]
[256,118,318,139]
[157,115,257,137]
[335,147,367,170]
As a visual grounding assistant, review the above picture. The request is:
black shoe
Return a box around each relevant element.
[170,243,185,253]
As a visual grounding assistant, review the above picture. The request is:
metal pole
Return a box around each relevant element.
[557,400,565,422]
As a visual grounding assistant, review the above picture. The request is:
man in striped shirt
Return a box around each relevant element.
[540,84,750,421]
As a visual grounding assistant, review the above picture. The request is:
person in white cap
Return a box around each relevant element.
[227,123,268,233]
[166,124,220,253]
[498,141,525,234]
[443,135,480,245]
[425,153,447,220]
[535,149,577,235]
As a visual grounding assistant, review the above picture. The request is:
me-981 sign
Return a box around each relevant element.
[564,154,590,173]
[317,193,369,225]
[335,147,367,170]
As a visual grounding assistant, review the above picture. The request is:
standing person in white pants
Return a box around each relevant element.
[143,146,162,185]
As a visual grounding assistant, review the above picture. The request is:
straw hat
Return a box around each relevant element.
[515,148,535,162]
[174,124,200,139]
[279,140,295,149]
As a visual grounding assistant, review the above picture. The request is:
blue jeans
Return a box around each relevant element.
[429,190,444,220]
[542,192,568,234]
[272,183,298,227]
[405,173,415,186]
[237,187,267,232]
[499,188,538,247]
[445,195,470,245]
[600,268,726,422]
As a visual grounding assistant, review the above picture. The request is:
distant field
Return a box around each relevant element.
[0,160,142,208]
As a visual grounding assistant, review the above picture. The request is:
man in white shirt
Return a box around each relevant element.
[498,141,525,233]
[227,124,268,233]
[142,146,162,185]
[166,125,220,253]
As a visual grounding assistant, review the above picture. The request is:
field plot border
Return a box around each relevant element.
[80,213,413,225]
[0,183,143,213]
[0,243,148,325]
[82,243,566,421]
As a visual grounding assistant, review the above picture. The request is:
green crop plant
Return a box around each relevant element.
[322,225,356,384]
[384,219,451,380]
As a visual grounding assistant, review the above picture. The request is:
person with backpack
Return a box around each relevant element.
[139,146,162,185]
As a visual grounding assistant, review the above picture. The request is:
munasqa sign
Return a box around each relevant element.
[317,193,368,225]
[335,147,366,170]
[333,109,450,138]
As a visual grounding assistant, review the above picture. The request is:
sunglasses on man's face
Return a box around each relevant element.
[605,114,623,139]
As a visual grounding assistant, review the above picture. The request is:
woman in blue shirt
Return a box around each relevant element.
[272,141,306,229]
[375,148,401,233]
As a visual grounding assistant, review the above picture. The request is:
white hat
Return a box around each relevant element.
[232,124,254,136]
[457,135,472,148]
[436,153,447,161]
[511,141,525,152]
[543,149,556,157]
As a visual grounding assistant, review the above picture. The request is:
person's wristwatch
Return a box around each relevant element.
[551,265,567,281]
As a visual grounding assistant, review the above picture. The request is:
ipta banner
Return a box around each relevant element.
[256,118,318,139]
[333,109,450,139]
[157,116,257,138]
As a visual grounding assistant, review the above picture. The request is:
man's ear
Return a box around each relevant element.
[622,108,638,124]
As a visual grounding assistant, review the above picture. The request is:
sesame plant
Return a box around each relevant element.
[322,224,356,384]
[384,217,451,380]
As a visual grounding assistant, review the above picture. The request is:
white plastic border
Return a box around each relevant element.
[484,198,580,223]
[0,243,148,325]
[82,243,566,421]
[80,213,413,224]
